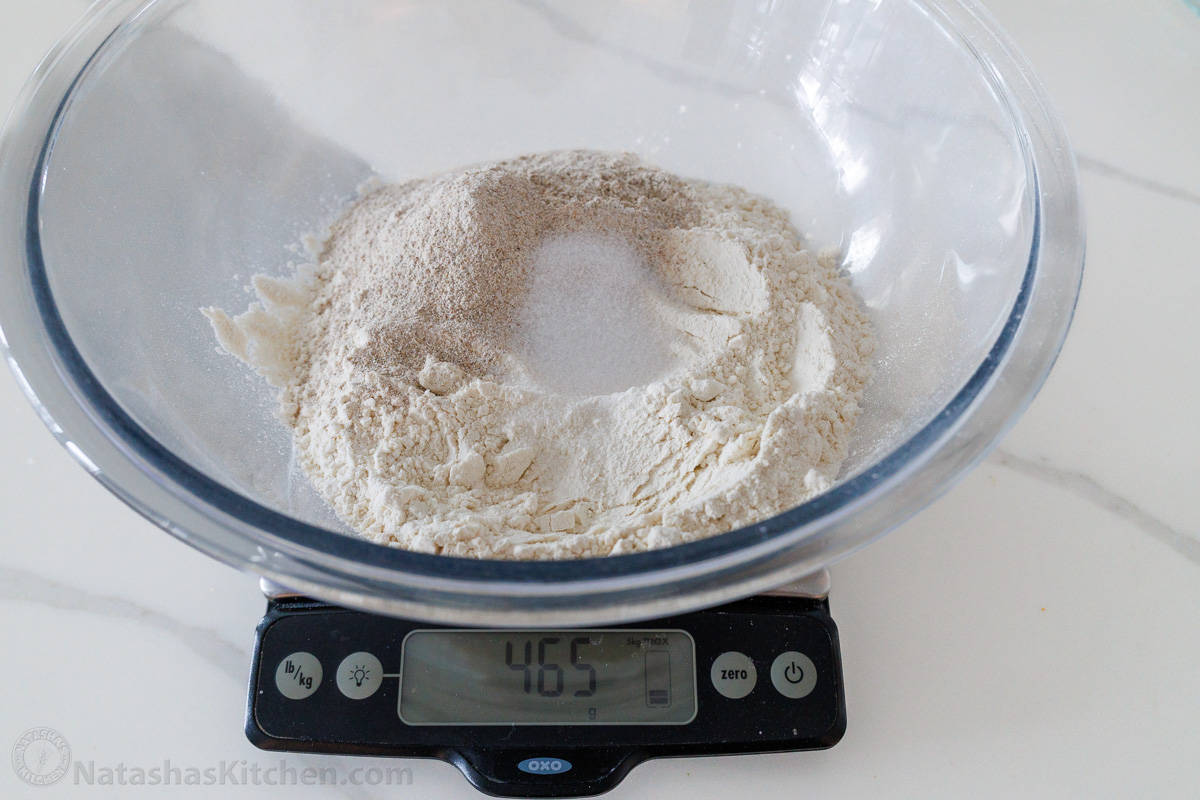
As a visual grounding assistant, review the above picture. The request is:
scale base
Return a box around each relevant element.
[246,586,845,798]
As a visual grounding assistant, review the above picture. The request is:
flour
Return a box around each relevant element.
[203,150,874,559]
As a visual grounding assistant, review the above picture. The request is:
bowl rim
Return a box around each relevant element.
[0,0,1084,624]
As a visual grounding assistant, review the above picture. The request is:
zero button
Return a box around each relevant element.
[710,651,757,699]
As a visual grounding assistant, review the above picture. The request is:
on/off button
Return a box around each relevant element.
[770,651,817,699]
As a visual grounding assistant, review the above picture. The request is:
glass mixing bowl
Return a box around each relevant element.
[0,0,1083,625]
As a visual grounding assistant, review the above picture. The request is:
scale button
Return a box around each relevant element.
[770,651,818,699]
[336,652,384,700]
[274,652,322,700]
[710,651,757,699]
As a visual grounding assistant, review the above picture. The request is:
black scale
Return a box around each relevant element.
[246,575,845,797]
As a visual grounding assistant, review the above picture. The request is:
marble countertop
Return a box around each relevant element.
[1,1,1197,797]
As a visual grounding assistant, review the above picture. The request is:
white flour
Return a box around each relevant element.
[203,151,874,559]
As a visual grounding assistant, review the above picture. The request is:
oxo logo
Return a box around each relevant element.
[517,757,573,775]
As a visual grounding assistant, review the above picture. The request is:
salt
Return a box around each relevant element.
[515,232,678,395]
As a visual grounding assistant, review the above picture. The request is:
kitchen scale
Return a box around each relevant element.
[246,571,845,797]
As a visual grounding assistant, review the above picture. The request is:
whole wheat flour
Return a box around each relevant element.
[203,150,874,559]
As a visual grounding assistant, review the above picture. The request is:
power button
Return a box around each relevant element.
[769,651,817,699]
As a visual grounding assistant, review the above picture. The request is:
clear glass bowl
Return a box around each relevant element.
[0,0,1083,624]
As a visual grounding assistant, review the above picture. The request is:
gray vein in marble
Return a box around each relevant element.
[517,0,1200,212]
[1077,153,1200,206]
[0,563,249,681]
[990,449,1200,565]
[513,0,1048,155]
[0,564,397,800]
[511,0,757,102]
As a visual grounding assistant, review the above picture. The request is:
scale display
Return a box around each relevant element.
[398,629,697,725]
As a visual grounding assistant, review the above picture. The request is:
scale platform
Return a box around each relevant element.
[246,574,845,797]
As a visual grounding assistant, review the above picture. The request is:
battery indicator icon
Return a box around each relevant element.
[645,649,671,707]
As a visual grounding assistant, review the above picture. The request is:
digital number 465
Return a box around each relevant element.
[505,637,597,698]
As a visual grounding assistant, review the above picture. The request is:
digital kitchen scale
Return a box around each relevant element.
[246,572,845,797]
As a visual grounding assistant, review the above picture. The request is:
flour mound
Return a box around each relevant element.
[203,150,874,559]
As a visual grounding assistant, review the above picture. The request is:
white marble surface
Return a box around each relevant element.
[1,1,1198,797]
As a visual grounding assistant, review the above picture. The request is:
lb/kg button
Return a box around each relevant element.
[274,652,322,700]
